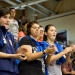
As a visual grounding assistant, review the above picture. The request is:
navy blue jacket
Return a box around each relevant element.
[0,26,18,73]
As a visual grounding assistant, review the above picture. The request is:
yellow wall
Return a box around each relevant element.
[39,14,75,44]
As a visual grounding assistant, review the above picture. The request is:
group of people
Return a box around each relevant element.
[0,7,75,75]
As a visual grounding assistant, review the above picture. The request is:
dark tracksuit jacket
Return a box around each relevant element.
[0,26,18,75]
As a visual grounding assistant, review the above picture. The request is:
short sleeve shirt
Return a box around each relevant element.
[18,36,45,75]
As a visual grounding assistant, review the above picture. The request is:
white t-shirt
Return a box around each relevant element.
[9,19,19,40]
[48,61,62,75]
[48,46,62,75]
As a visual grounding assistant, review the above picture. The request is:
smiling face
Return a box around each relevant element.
[0,14,10,29]
[45,26,57,41]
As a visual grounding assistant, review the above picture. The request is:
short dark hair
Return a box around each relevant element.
[9,8,15,11]
[20,15,25,19]
[40,25,43,28]
[0,7,10,17]
[27,20,39,36]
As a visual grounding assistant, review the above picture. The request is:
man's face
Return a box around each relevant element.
[10,9,16,18]
[21,16,25,21]
[0,14,10,29]
[39,27,44,36]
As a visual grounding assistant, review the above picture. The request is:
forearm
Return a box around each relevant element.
[25,51,44,61]
[62,68,72,74]
[63,71,71,74]
[71,71,75,75]
[50,51,65,63]
[65,54,70,64]
[46,55,52,66]
[0,52,16,58]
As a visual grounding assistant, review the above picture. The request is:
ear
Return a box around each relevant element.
[44,32,47,36]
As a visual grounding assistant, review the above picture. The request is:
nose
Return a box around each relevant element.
[54,31,56,34]
[36,28,39,31]
[7,18,10,22]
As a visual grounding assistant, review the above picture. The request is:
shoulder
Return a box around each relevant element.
[7,31,14,40]
[7,31,14,37]
[40,41,49,46]
[15,20,18,24]
[19,36,32,46]
[55,42,63,51]
[20,36,30,41]
[55,41,63,47]
[38,41,49,51]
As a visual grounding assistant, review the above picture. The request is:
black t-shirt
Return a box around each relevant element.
[18,36,45,75]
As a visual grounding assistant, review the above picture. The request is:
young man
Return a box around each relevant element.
[18,15,25,26]
[0,7,26,75]
[38,26,44,42]
[8,8,19,51]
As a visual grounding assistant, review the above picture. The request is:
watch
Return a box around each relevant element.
[43,51,46,55]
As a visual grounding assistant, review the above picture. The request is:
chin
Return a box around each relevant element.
[52,38,55,41]
[34,35,38,38]
[5,26,9,29]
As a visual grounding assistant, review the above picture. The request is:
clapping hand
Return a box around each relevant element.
[15,45,28,61]
[63,44,75,55]
[45,45,55,55]
[70,44,75,52]
[15,54,27,61]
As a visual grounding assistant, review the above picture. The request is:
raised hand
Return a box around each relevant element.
[70,44,75,52]
[63,47,73,55]
[45,45,55,55]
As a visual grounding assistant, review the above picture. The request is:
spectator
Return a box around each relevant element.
[18,20,55,75]
[38,26,44,42]
[18,19,30,40]
[9,8,19,50]
[18,15,25,26]
[62,55,75,75]
[43,24,75,75]
[0,7,26,75]
[72,59,75,71]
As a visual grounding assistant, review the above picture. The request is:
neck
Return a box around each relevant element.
[0,26,7,35]
[38,36,43,40]
[47,37,54,45]
[30,35,38,41]
[10,16,14,20]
